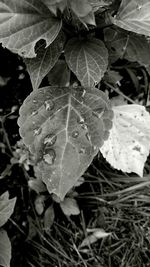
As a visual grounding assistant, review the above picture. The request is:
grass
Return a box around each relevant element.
[23,154,150,267]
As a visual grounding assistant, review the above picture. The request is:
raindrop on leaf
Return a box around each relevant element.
[44,134,57,146]
[72,131,79,138]
[43,149,56,165]
[34,128,42,136]
[44,100,54,111]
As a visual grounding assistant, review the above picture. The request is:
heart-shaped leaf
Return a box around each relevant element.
[65,38,108,87]
[100,104,150,177]
[18,86,113,199]
[0,0,62,57]
[24,32,65,90]
[0,229,11,267]
[112,0,150,36]
[0,191,16,228]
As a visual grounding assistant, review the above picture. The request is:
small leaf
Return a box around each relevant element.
[43,205,55,231]
[79,11,96,26]
[0,0,62,58]
[112,0,150,36]
[65,38,108,87]
[34,195,45,215]
[70,0,92,18]
[60,197,80,216]
[100,104,150,177]
[0,229,11,267]
[18,86,113,199]
[79,228,110,248]
[48,59,70,87]
[28,178,47,194]
[104,28,150,70]
[24,32,65,90]
[0,191,16,228]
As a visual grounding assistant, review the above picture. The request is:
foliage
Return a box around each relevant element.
[1,1,150,264]
[0,0,150,199]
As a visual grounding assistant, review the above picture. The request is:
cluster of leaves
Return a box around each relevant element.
[1,1,150,264]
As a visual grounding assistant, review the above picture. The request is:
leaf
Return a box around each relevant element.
[24,32,65,90]
[43,205,55,231]
[28,178,47,194]
[34,195,45,215]
[100,104,150,177]
[0,0,62,58]
[112,0,150,37]
[48,59,70,87]
[65,38,108,87]
[104,28,150,70]
[18,86,113,199]
[79,11,96,26]
[70,0,92,18]
[60,197,80,216]
[79,228,110,248]
[0,229,11,267]
[89,0,112,12]
[41,0,66,15]
[0,191,16,228]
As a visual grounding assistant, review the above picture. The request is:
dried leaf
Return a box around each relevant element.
[80,228,110,248]
[100,104,150,176]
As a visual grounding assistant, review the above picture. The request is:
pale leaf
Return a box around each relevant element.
[0,0,62,58]
[60,197,80,216]
[100,104,150,176]
[112,0,150,36]
[80,228,110,248]
[0,229,11,267]
[65,38,108,87]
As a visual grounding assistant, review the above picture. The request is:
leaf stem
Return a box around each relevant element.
[104,82,136,104]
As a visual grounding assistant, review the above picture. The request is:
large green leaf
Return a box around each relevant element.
[112,0,150,36]
[0,229,11,267]
[24,32,65,90]
[0,0,62,58]
[104,28,150,71]
[18,86,113,199]
[65,38,108,87]
[0,191,16,228]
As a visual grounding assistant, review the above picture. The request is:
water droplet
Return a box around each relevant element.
[82,89,86,97]
[32,111,37,116]
[44,100,54,111]
[34,128,42,136]
[79,148,86,154]
[33,100,37,103]
[78,117,85,124]
[137,4,142,10]
[44,134,57,146]
[72,131,79,138]
[85,132,91,142]
[81,124,88,130]
[93,146,97,151]
[43,149,56,165]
